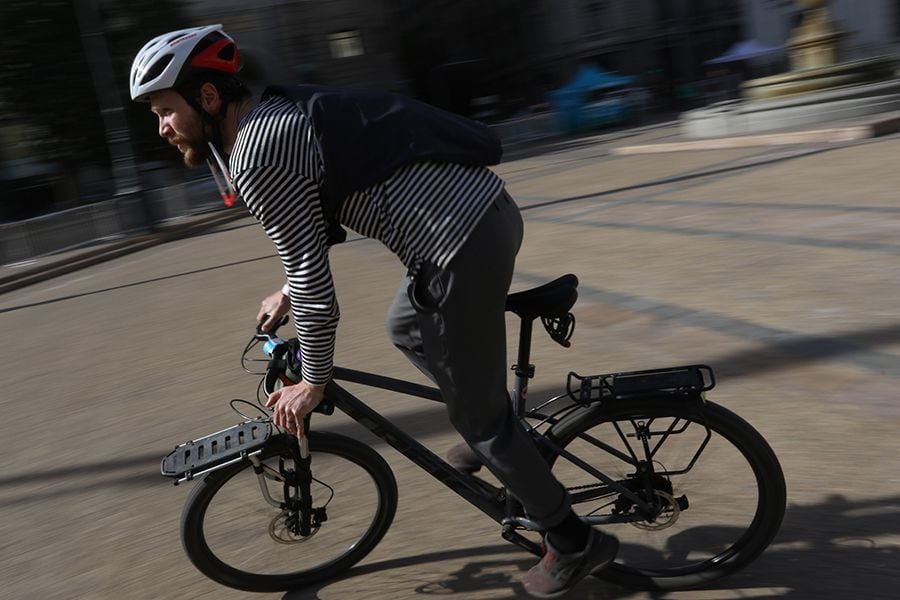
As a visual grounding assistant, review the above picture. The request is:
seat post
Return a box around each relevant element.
[511,316,536,417]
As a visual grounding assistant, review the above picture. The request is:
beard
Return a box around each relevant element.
[170,113,212,168]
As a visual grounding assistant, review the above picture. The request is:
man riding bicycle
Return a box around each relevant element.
[130,24,617,597]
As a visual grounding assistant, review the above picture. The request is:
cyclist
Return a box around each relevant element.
[130,25,617,597]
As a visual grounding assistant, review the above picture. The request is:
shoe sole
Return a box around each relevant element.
[524,536,619,599]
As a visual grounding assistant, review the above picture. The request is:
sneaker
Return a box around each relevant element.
[446,441,482,474]
[522,529,619,599]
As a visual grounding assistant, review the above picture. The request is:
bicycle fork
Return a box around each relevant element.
[247,432,326,541]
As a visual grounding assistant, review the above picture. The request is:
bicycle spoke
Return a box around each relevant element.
[547,398,785,590]
[181,433,397,592]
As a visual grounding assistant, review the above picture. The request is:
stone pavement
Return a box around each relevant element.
[1,119,899,599]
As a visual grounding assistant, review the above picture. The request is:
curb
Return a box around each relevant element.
[0,209,248,296]
[610,113,900,155]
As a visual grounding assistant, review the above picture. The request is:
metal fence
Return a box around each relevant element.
[0,178,221,266]
[490,112,558,145]
[0,118,563,267]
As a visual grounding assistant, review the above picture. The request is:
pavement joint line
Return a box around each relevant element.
[0,253,279,314]
[514,271,900,379]
[519,194,900,217]
[528,214,900,256]
[519,145,837,214]
[0,208,248,296]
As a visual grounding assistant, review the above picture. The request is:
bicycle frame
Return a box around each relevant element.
[322,349,669,555]
[323,367,544,553]
[167,274,785,593]
[173,294,714,554]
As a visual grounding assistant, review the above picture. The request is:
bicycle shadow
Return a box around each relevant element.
[282,493,900,599]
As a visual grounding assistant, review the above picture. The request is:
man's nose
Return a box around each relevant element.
[159,119,173,138]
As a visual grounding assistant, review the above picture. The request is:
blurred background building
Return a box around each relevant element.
[186,0,747,115]
[1,0,899,263]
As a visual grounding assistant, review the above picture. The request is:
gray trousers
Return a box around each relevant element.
[385,191,572,529]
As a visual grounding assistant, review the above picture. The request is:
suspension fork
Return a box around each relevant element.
[247,426,315,535]
[248,452,282,508]
[285,432,314,536]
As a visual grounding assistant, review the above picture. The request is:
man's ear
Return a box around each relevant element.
[199,82,222,116]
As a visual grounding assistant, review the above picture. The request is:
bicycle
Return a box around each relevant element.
[161,273,786,593]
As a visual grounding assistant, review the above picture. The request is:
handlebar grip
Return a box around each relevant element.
[258,314,290,336]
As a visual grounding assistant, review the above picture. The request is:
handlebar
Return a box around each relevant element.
[256,313,289,339]
[254,314,290,357]
[248,315,335,417]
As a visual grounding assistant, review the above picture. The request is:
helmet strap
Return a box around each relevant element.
[176,83,237,206]
[178,88,227,151]
[207,143,236,207]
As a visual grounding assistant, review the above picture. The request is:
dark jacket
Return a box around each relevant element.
[263,84,503,243]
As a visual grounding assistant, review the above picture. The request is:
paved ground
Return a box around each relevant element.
[2,121,899,599]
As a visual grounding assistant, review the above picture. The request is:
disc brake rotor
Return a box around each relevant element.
[630,489,680,531]
[268,511,320,544]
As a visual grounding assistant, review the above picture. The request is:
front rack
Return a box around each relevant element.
[567,365,715,405]
[161,418,273,484]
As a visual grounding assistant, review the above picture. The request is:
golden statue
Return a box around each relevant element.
[789,0,844,70]
[742,0,895,100]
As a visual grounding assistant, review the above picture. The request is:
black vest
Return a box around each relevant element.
[262,84,503,244]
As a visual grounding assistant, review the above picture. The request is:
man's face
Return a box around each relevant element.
[150,89,211,167]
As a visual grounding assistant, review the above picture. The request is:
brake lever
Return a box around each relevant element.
[256,314,290,339]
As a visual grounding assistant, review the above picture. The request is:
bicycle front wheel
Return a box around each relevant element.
[180,431,398,592]
[546,396,786,591]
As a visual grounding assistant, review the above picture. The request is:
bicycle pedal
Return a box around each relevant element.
[161,419,273,483]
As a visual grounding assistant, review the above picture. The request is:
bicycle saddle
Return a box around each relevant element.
[506,274,579,319]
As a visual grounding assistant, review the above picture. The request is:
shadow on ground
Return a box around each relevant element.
[283,493,900,599]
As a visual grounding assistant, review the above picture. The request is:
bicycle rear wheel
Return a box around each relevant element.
[180,431,398,592]
[546,396,785,591]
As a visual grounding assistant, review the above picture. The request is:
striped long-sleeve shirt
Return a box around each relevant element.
[230,94,505,384]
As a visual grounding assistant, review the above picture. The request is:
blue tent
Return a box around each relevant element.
[705,40,783,65]
[549,65,637,132]
[550,65,637,98]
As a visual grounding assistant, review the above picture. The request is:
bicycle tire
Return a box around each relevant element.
[180,431,398,592]
[545,396,786,591]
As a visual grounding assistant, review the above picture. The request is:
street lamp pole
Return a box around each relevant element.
[72,0,154,231]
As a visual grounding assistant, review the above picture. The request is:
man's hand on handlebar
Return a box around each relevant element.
[257,288,291,332]
[266,380,326,437]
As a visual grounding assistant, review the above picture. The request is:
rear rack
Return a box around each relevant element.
[161,419,273,484]
[567,365,715,405]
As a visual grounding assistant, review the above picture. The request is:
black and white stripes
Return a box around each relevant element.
[231,95,504,384]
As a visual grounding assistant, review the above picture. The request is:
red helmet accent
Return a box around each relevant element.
[190,38,239,74]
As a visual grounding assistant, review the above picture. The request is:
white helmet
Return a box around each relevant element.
[129,24,240,102]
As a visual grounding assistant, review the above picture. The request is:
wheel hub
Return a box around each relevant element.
[612,473,687,530]
[630,489,681,531]
[268,510,320,544]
